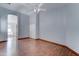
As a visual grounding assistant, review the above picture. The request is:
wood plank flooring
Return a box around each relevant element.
[0,39,78,56]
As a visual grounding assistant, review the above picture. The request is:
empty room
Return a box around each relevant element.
[0,3,79,56]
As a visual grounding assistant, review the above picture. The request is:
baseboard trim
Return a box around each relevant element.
[37,38,79,56]
[18,37,30,40]
[0,40,7,43]
[0,37,30,42]
[65,46,79,56]
[36,38,66,47]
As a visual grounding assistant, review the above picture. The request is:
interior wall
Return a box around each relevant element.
[0,15,7,41]
[39,4,79,53]
[18,14,29,38]
[0,7,9,41]
[39,7,66,44]
[65,4,79,53]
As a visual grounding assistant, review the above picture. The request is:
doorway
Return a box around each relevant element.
[7,14,18,56]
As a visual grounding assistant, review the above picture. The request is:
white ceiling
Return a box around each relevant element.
[0,3,67,15]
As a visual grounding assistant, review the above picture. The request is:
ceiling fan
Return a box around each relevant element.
[33,3,46,13]
[27,3,46,15]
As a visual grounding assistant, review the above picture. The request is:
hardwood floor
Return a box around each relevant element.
[0,38,78,56]
[0,42,6,56]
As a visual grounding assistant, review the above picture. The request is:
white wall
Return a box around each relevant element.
[39,7,66,44]
[18,14,29,38]
[0,15,7,41]
[65,4,79,53]
[39,4,79,53]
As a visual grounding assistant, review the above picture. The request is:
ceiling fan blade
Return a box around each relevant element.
[40,9,46,11]
[27,11,34,15]
[38,3,43,8]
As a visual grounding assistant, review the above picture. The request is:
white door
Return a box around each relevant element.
[30,24,36,39]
